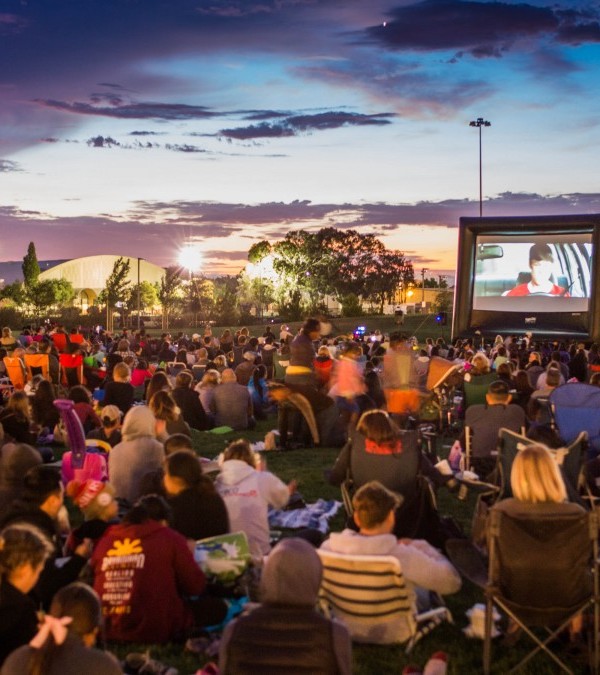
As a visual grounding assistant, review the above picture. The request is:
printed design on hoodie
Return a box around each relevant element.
[100,538,146,615]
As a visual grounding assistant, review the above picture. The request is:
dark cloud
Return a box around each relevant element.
[164,143,206,153]
[86,135,120,148]
[35,99,219,121]
[0,159,21,172]
[129,130,165,136]
[219,111,394,139]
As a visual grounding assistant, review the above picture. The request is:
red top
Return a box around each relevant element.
[91,520,206,643]
[506,283,569,297]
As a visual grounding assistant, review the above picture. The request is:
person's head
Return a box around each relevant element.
[0,443,42,488]
[200,370,220,388]
[511,444,567,503]
[545,367,561,388]
[356,410,400,446]
[0,525,52,592]
[260,538,323,606]
[48,583,103,648]
[68,385,91,405]
[97,406,120,432]
[175,370,194,390]
[66,479,117,521]
[302,318,321,340]
[341,341,362,360]
[471,352,491,374]
[528,243,554,282]
[223,438,255,467]
[5,391,31,419]
[124,494,172,525]
[590,372,600,387]
[317,345,331,358]
[22,465,63,518]
[221,368,237,384]
[146,371,171,402]
[117,339,130,352]
[112,362,130,383]
[164,433,194,456]
[121,405,156,440]
[164,451,212,496]
[514,369,532,392]
[486,380,512,405]
[33,379,56,403]
[352,481,400,533]
[214,355,227,369]
[149,389,180,423]
[496,362,513,381]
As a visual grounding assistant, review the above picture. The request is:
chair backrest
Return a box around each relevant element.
[317,549,415,644]
[167,361,186,377]
[2,356,25,389]
[51,333,69,353]
[550,383,600,456]
[463,372,497,408]
[488,503,596,624]
[59,353,84,387]
[23,353,50,382]
[192,364,206,382]
[497,428,535,499]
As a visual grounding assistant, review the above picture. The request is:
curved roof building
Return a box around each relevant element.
[38,255,165,310]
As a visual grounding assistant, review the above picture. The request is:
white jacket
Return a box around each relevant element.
[215,460,289,558]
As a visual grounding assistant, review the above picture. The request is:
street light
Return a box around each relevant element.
[421,268,427,304]
[469,117,491,217]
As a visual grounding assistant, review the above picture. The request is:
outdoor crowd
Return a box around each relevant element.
[0,319,598,674]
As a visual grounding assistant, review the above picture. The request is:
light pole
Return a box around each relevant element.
[421,268,427,304]
[469,117,491,217]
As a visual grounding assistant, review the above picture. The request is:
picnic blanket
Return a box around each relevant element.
[268,499,342,534]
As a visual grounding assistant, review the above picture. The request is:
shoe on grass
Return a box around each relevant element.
[124,651,178,675]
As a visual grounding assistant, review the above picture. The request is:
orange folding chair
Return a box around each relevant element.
[23,353,50,382]
[3,356,26,390]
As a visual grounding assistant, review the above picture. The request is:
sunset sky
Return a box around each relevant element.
[1,0,600,277]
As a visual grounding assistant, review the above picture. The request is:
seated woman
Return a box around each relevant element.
[0,525,54,665]
[145,370,171,404]
[85,404,122,448]
[0,392,37,445]
[215,439,295,560]
[163,451,229,542]
[248,365,270,420]
[91,495,225,643]
[0,328,18,354]
[3,582,121,674]
[149,390,191,442]
[68,386,101,435]
[328,410,451,543]
[30,380,60,434]
[101,362,134,415]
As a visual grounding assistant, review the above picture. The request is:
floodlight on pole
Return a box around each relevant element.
[178,245,203,280]
[469,117,491,217]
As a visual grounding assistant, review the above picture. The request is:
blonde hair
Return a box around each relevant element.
[471,352,490,373]
[113,362,131,381]
[352,481,400,530]
[6,391,31,419]
[511,444,567,504]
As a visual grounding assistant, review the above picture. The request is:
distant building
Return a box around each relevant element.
[37,255,165,312]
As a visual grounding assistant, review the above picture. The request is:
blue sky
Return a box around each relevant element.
[1,0,600,276]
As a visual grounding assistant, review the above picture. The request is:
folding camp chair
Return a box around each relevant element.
[2,356,26,390]
[462,372,497,409]
[483,505,599,674]
[277,391,320,447]
[167,361,186,378]
[51,332,69,353]
[423,356,463,431]
[496,428,587,502]
[192,364,206,382]
[59,353,84,388]
[316,549,452,652]
[550,383,600,458]
[23,353,50,382]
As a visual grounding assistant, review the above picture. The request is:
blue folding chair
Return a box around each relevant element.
[550,383,600,459]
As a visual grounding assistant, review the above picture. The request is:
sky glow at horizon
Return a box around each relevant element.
[1,0,600,277]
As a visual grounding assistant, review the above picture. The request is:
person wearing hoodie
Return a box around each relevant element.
[108,406,164,506]
[91,495,225,643]
[320,481,461,644]
[219,538,351,675]
[215,439,295,559]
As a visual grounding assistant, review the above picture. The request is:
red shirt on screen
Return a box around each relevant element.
[505,283,569,297]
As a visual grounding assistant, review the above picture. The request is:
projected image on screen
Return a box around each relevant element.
[473,234,592,313]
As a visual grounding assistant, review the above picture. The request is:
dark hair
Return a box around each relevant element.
[356,410,400,447]
[22,465,62,505]
[164,434,194,456]
[529,243,554,264]
[124,494,172,524]
[0,525,53,580]
[68,385,90,405]
[302,318,320,335]
[0,444,42,488]
[29,583,102,675]
[165,451,215,496]
[145,371,170,403]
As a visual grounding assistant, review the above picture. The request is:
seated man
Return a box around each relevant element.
[320,481,460,643]
[464,380,527,477]
[210,368,255,430]
[504,243,569,297]
[219,538,351,675]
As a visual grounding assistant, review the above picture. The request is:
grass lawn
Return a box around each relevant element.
[94,417,590,675]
